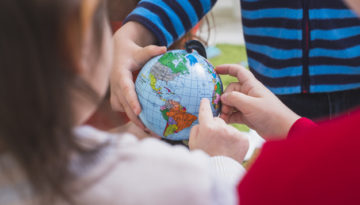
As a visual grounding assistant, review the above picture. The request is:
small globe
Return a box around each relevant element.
[135,49,223,140]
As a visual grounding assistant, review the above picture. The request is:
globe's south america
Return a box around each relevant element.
[135,49,223,141]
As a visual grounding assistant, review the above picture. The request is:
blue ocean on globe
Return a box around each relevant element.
[135,49,223,141]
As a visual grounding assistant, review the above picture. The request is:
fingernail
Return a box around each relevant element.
[201,98,209,103]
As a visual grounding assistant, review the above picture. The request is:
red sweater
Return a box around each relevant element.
[238,109,360,205]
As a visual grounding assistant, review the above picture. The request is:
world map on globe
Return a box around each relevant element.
[135,50,223,141]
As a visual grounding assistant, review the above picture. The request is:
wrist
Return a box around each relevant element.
[279,111,301,138]
[114,21,156,47]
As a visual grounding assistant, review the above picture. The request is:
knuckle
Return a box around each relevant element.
[225,83,236,92]
[129,59,140,69]
[122,84,133,95]
[225,82,241,93]
[128,98,137,108]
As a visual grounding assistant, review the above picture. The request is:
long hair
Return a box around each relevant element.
[0,0,106,203]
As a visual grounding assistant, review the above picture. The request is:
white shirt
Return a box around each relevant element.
[0,126,246,205]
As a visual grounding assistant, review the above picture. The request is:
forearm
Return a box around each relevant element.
[123,0,217,47]
[114,21,156,47]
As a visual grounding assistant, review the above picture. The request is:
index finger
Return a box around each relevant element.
[198,98,213,125]
[216,64,255,84]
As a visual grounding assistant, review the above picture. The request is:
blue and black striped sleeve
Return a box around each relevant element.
[123,0,217,47]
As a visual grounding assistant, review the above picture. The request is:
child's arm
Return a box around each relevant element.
[110,0,217,128]
[122,0,217,47]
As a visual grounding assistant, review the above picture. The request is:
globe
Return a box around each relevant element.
[135,49,223,141]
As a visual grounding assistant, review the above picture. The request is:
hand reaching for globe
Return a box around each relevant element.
[110,22,166,129]
[216,64,301,139]
[189,99,249,164]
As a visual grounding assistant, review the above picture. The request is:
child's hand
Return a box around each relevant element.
[189,99,249,164]
[216,64,301,139]
[110,22,166,129]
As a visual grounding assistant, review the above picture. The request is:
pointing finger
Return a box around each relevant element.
[198,98,213,125]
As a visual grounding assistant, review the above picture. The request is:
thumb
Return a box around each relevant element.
[134,45,167,66]
[221,91,254,112]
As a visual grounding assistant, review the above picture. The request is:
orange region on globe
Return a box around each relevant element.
[163,100,197,137]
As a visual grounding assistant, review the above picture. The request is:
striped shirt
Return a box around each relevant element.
[125,0,360,94]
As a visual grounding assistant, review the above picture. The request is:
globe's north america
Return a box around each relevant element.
[135,50,223,141]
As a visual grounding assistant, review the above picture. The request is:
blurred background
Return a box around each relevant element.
[199,0,244,45]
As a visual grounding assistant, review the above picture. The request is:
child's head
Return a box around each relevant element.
[0,0,112,202]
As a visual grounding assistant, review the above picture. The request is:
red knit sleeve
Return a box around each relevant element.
[287,117,317,139]
[238,110,360,205]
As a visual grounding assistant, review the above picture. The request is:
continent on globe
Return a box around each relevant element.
[160,100,197,137]
[148,52,192,98]
[150,62,179,83]
[158,52,189,74]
